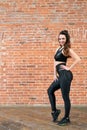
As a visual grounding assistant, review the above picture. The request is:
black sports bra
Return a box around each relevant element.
[54,47,68,62]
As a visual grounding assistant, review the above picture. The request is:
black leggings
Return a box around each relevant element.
[47,65,73,118]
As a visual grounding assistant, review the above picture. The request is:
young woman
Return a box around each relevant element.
[47,30,81,126]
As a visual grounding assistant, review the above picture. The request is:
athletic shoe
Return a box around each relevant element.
[51,109,61,122]
[58,117,70,126]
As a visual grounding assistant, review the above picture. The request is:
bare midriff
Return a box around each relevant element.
[55,61,66,66]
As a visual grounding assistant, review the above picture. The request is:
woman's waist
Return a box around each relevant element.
[56,62,66,68]
[56,62,66,72]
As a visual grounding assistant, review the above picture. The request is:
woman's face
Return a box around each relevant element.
[58,34,66,46]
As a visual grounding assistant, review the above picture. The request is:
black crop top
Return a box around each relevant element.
[54,47,68,62]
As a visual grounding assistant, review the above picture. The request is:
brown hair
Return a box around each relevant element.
[59,30,71,56]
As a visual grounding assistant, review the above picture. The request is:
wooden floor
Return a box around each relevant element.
[0,106,87,130]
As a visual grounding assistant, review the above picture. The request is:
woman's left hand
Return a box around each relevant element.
[60,65,70,70]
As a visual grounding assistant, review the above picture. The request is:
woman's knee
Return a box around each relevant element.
[47,87,51,96]
[47,80,59,95]
[47,84,54,96]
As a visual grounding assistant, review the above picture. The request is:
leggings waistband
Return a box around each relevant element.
[56,63,66,73]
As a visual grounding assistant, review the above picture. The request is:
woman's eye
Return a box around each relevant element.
[62,38,65,40]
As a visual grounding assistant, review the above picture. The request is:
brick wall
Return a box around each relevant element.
[0,0,87,105]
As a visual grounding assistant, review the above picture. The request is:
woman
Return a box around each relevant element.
[47,30,81,126]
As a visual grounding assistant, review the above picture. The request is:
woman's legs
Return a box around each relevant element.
[62,89,71,118]
[47,79,60,112]
[58,70,73,125]
[47,79,61,122]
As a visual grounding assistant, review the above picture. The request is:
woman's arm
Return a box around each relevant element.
[54,60,57,80]
[69,48,81,70]
[61,48,81,70]
[53,48,59,80]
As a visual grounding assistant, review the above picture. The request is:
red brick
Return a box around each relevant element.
[0,0,87,105]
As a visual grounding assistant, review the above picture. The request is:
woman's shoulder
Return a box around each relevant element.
[69,48,78,57]
[55,47,60,52]
[69,48,75,54]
